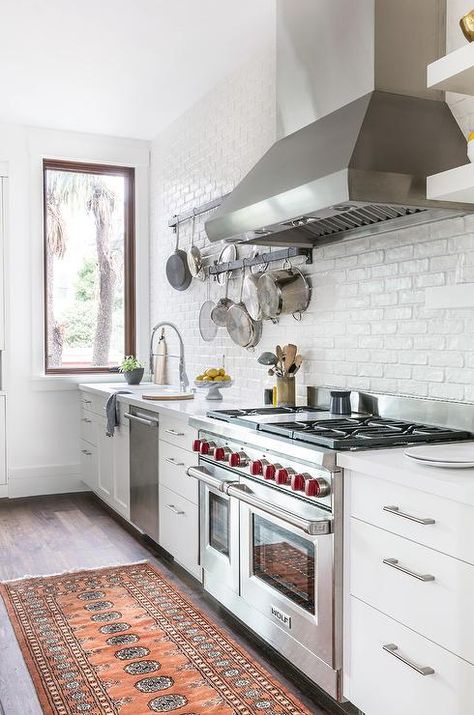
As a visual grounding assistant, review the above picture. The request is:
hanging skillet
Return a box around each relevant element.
[166,220,192,291]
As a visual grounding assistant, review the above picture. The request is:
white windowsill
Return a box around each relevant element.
[29,374,125,392]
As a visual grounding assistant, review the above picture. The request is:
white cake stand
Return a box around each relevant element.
[194,380,233,401]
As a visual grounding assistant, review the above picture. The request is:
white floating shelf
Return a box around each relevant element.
[427,163,474,203]
[427,43,474,95]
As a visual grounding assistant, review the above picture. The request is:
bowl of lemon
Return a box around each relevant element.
[195,367,233,401]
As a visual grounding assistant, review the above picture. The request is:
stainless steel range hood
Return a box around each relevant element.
[206,0,473,247]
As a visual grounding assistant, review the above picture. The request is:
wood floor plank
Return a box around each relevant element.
[0,493,334,715]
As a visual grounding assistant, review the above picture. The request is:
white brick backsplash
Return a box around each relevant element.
[149,37,474,406]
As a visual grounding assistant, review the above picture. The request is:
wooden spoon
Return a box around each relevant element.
[276,345,284,374]
[284,344,297,374]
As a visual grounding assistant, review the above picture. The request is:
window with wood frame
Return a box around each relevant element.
[43,159,135,374]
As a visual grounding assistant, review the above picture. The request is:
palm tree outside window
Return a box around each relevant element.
[43,159,135,374]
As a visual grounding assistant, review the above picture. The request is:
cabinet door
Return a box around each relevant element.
[0,396,5,485]
[113,416,130,519]
[97,418,113,501]
[80,441,98,491]
[0,177,6,351]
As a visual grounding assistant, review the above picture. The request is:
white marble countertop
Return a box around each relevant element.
[79,382,252,422]
[337,445,474,506]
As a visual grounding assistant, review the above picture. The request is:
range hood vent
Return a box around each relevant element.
[205,2,474,248]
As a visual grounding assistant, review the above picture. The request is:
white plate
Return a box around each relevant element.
[405,443,474,468]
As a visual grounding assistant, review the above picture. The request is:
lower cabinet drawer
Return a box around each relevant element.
[346,597,474,715]
[80,410,97,445]
[159,485,201,581]
[80,441,98,491]
[159,414,196,450]
[350,517,474,663]
[159,440,197,504]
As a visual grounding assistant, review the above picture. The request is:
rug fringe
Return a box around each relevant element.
[0,560,149,585]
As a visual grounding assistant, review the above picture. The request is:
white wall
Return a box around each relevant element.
[0,124,149,497]
[149,10,474,408]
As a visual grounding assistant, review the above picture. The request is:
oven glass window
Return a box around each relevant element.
[209,492,229,556]
[252,515,315,613]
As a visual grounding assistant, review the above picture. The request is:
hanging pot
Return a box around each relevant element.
[166,221,192,291]
[257,267,311,319]
[242,270,263,321]
[211,271,234,327]
[226,268,262,349]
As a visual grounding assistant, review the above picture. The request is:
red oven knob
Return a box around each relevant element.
[264,463,277,480]
[291,473,307,492]
[213,446,230,461]
[199,440,216,455]
[192,439,202,452]
[276,467,294,485]
[305,477,330,498]
[229,451,249,468]
[250,459,263,475]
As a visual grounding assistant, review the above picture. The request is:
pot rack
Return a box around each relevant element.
[208,246,312,276]
[168,192,231,229]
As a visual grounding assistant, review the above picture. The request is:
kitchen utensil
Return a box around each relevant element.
[226,268,262,349]
[405,444,474,468]
[211,272,233,326]
[242,269,263,320]
[330,390,352,415]
[166,221,192,291]
[199,281,218,342]
[257,351,278,367]
[258,268,311,319]
[288,354,303,374]
[194,379,233,401]
[284,344,297,374]
[460,10,474,41]
[216,244,237,285]
[275,345,284,374]
[187,212,205,281]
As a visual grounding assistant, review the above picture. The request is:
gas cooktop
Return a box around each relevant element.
[206,407,471,450]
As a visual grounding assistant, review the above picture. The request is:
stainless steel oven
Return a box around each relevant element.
[188,463,240,595]
[231,476,335,669]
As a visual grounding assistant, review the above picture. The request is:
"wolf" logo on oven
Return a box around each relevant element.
[271,605,292,630]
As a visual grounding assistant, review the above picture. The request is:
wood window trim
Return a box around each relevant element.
[43,159,136,375]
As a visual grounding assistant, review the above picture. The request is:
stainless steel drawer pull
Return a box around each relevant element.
[81,418,92,424]
[165,429,185,437]
[383,558,435,582]
[83,399,92,405]
[382,643,435,676]
[81,449,92,456]
[166,504,185,515]
[165,457,184,467]
[383,505,435,525]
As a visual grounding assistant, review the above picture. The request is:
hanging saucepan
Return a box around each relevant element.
[216,244,237,285]
[211,271,234,327]
[226,268,262,349]
[166,220,192,291]
[187,211,205,281]
[257,267,311,319]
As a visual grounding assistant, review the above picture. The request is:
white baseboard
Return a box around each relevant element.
[8,463,89,498]
[0,484,8,498]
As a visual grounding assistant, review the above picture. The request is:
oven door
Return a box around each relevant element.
[187,463,240,594]
[228,479,335,668]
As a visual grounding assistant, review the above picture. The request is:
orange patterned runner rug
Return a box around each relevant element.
[0,562,313,714]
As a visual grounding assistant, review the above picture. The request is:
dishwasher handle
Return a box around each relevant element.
[124,412,159,427]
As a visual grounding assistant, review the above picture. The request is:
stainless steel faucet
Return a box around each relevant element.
[149,321,189,392]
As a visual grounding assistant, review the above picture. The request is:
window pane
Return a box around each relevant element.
[44,165,132,371]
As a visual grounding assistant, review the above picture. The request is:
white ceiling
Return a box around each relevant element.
[0,0,275,140]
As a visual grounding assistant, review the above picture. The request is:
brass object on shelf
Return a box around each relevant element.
[460,10,474,42]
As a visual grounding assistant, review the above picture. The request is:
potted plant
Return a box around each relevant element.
[119,356,144,385]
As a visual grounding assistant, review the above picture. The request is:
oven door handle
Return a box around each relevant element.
[225,484,332,535]
[186,465,236,492]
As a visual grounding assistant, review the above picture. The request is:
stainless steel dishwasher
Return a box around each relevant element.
[125,406,160,542]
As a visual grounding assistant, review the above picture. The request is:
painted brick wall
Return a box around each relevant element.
[150,28,474,406]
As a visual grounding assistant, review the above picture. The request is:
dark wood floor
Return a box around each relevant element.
[0,493,350,715]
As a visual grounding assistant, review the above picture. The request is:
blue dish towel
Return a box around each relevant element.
[105,391,132,436]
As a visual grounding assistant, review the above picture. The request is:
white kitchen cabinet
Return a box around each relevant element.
[159,440,198,505]
[343,466,474,714]
[0,174,6,351]
[80,441,98,492]
[0,396,6,485]
[346,597,474,715]
[159,483,200,580]
[97,416,114,502]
